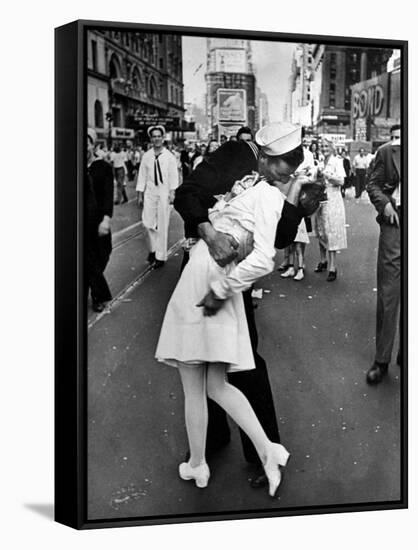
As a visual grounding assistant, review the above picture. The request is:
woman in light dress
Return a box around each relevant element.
[155,171,291,496]
[314,139,347,281]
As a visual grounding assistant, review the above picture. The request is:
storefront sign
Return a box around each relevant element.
[321,133,347,146]
[217,89,246,123]
[111,127,135,139]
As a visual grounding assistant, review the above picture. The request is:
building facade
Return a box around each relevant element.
[289,44,315,128]
[350,49,401,146]
[310,45,393,143]
[87,30,185,145]
[205,38,257,139]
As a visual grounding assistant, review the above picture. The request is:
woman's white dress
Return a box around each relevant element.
[155,177,284,373]
[314,155,347,251]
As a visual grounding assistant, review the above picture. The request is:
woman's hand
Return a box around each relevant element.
[196,290,225,316]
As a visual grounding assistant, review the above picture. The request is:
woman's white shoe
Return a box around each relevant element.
[293,268,304,281]
[263,443,290,497]
[280,266,296,279]
[179,461,210,488]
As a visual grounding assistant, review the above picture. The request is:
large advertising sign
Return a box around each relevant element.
[217,88,247,123]
[351,73,389,121]
[215,49,246,73]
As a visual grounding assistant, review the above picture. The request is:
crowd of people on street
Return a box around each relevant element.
[86,119,402,500]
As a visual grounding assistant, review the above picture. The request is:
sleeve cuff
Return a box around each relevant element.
[210,279,231,300]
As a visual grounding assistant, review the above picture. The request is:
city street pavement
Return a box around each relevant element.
[87,189,401,521]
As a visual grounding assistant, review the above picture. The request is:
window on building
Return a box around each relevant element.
[132,67,142,90]
[149,77,157,98]
[109,55,121,80]
[94,100,104,128]
[159,58,163,69]
[112,106,121,128]
[91,40,97,71]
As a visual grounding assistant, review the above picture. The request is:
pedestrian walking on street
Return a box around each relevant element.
[365,124,401,385]
[280,137,315,281]
[313,138,347,281]
[110,144,128,204]
[352,147,370,199]
[86,128,114,312]
[136,125,179,268]
[341,149,352,198]
[171,122,317,493]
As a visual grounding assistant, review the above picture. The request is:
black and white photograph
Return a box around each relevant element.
[81,23,406,526]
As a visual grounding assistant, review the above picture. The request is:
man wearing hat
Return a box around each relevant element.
[175,122,315,488]
[86,128,114,312]
[136,125,179,268]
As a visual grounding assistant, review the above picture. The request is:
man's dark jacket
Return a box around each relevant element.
[366,141,401,219]
[174,140,302,248]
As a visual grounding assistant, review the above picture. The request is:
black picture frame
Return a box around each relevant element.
[55,19,408,530]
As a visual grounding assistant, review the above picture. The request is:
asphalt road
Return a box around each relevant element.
[87,189,402,522]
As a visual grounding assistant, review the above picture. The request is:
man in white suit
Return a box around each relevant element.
[136,125,179,268]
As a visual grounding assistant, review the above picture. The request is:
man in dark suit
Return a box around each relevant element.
[174,122,313,487]
[86,128,114,312]
[366,124,401,384]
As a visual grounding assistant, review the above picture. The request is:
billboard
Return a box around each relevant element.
[215,49,247,73]
[217,88,247,123]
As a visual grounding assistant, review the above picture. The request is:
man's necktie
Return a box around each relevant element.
[154,153,163,186]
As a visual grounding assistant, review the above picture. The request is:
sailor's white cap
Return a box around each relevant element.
[87,127,97,143]
[147,125,166,137]
[255,122,302,156]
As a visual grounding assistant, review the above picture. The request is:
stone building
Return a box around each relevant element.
[87,29,185,145]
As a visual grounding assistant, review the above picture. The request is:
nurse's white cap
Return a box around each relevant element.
[255,122,302,156]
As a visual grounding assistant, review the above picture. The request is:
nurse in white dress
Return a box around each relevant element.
[155,123,309,496]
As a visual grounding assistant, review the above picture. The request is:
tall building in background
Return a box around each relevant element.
[255,87,270,128]
[289,44,315,129]
[310,45,393,144]
[205,39,257,139]
[87,30,185,145]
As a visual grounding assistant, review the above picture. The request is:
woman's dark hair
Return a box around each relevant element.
[180,150,189,164]
[309,141,318,152]
[278,144,304,169]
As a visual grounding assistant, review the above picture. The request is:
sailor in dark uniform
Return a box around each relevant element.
[174,122,314,487]
[86,128,114,312]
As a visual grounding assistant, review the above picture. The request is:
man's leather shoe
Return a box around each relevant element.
[249,469,268,488]
[366,362,388,385]
[250,466,285,490]
[92,301,106,313]
[147,252,156,264]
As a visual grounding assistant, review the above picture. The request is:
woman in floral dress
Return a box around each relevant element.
[314,139,347,281]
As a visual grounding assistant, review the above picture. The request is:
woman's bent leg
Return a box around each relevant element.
[206,364,270,461]
[207,364,289,496]
[178,364,208,468]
